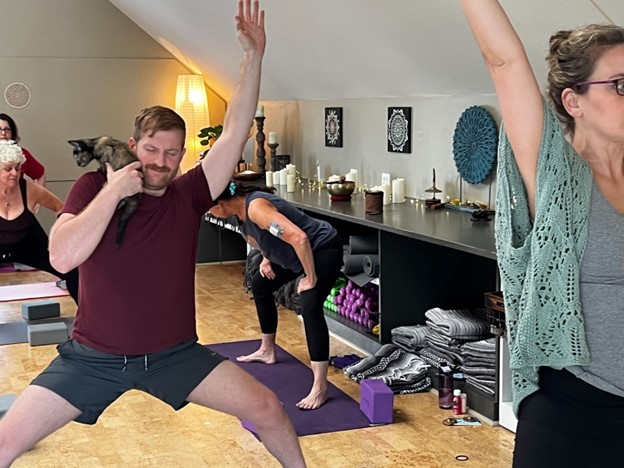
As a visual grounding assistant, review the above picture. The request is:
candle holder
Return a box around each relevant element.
[254,116,266,174]
[268,143,279,171]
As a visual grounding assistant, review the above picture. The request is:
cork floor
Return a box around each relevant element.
[0,263,514,467]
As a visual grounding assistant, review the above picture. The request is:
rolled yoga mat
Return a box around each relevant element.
[342,254,368,274]
[347,235,378,255]
[363,255,380,277]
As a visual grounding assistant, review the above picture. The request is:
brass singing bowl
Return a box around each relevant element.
[326,181,355,196]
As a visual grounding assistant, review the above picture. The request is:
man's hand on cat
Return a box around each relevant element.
[235,0,266,56]
[105,161,143,200]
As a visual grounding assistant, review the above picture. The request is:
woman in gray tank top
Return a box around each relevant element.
[462,1,624,466]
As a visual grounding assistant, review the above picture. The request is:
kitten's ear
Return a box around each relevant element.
[68,140,81,150]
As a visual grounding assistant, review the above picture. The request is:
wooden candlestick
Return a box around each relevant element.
[254,117,266,174]
[268,143,279,171]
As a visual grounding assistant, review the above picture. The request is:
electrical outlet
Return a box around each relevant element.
[381,173,391,186]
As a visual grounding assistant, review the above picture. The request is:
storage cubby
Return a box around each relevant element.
[280,184,500,420]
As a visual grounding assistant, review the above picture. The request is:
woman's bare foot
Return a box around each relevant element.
[295,390,328,410]
[236,348,277,364]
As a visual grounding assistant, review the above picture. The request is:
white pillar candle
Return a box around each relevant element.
[272,171,280,186]
[286,174,296,192]
[316,161,322,182]
[255,104,264,118]
[328,174,341,183]
[286,164,296,175]
[279,169,288,185]
[265,170,274,187]
[382,183,391,205]
[349,169,358,187]
[344,172,355,182]
[392,178,405,203]
[268,132,278,144]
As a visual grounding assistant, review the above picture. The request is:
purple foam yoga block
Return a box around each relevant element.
[241,418,258,435]
[360,378,393,424]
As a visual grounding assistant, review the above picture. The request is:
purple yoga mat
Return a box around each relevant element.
[206,339,372,437]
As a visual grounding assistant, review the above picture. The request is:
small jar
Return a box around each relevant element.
[365,190,383,215]
[452,389,462,415]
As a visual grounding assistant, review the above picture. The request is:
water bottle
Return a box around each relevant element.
[438,363,453,409]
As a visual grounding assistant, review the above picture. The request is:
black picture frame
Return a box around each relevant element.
[325,107,343,147]
[387,107,411,153]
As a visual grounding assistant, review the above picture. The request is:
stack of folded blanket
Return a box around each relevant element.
[460,337,497,395]
[420,307,491,368]
[344,344,431,394]
[390,324,429,352]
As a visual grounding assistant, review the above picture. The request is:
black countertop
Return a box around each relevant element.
[274,182,497,260]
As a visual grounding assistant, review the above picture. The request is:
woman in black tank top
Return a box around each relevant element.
[0,141,79,303]
[210,181,343,410]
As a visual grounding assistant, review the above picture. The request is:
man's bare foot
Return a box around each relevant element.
[295,390,328,410]
[236,348,277,364]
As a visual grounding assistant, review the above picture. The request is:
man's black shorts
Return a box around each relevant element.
[31,339,227,424]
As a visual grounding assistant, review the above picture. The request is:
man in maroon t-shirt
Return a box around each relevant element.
[0,2,306,467]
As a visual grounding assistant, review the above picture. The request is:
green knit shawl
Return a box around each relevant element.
[495,99,592,415]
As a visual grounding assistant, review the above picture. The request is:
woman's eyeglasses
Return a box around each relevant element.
[0,128,12,134]
[574,78,624,96]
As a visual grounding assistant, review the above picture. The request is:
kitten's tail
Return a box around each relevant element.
[115,194,140,247]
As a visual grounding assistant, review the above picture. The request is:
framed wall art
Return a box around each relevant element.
[325,107,343,147]
[387,107,411,153]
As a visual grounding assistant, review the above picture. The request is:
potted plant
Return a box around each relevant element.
[197,124,223,159]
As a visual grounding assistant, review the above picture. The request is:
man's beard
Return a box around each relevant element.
[143,164,175,190]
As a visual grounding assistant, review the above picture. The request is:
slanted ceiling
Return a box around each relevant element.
[108,0,623,101]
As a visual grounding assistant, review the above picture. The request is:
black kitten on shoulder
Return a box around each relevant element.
[68,136,140,247]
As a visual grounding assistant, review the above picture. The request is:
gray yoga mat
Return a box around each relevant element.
[342,253,368,274]
[347,235,378,255]
[363,255,380,277]
[0,317,75,345]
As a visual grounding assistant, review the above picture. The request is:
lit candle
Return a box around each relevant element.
[392,178,405,203]
[286,174,296,192]
[268,132,278,144]
[255,104,264,118]
[382,183,391,205]
[346,169,358,187]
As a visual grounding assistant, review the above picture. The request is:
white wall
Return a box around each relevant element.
[0,0,216,232]
[261,94,500,206]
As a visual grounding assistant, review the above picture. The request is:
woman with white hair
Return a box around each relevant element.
[0,141,78,302]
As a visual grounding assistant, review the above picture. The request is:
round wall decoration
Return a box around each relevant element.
[4,82,32,109]
[452,106,498,184]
